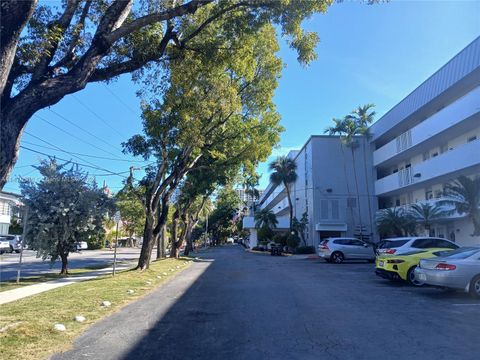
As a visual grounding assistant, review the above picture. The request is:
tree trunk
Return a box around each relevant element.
[284,182,293,231]
[339,143,356,232]
[361,139,374,239]
[351,147,364,238]
[59,253,69,275]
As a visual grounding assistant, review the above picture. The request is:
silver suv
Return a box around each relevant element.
[0,235,23,253]
[318,237,375,264]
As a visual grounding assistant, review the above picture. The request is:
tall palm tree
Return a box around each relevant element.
[254,208,278,230]
[325,104,375,239]
[345,104,376,236]
[439,176,480,236]
[376,207,416,238]
[269,156,297,231]
[409,203,446,235]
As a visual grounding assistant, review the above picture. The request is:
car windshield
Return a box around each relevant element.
[440,248,480,259]
[432,250,454,257]
[378,240,409,248]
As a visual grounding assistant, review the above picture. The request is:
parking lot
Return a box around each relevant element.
[54,246,480,360]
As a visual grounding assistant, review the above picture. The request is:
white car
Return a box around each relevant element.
[0,238,11,254]
[377,237,458,256]
[226,238,234,244]
[75,241,88,251]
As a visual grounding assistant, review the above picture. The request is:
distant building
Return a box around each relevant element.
[236,188,264,205]
[243,140,376,248]
[0,191,22,235]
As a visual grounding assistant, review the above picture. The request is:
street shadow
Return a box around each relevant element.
[116,247,254,360]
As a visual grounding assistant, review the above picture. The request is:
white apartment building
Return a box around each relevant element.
[244,37,480,248]
[371,36,480,246]
[243,138,377,249]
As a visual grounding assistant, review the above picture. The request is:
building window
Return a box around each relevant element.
[321,200,329,219]
[467,135,477,142]
[431,152,439,158]
[331,200,339,220]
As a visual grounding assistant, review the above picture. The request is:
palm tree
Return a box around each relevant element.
[409,203,446,235]
[269,156,297,231]
[439,176,480,236]
[254,208,278,230]
[325,104,375,239]
[345,104,376,236]
[376,207,416,238]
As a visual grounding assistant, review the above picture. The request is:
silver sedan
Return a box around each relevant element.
[414,247,480,298]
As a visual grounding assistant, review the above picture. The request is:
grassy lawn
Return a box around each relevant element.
[0,257,192,360]
[0,263,125,292]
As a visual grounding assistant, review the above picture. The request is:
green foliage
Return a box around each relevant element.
[8,214,23,235]
[272,232,289,246]
[438,176,480,236]
[254,208,278,230]
[269,156,298,186]
[116,185,146,238]
[208,186,241,242]
[408,203,446,232]
[324,104,376,145]
[376,207,417,238]
[292,212,309,245]
[19,160,112,272]
[286,233,300,249]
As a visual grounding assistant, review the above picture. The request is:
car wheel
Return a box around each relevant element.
[407,266,423,286]
[330,252,344,264]
[9,246,14,254]
[469,275,480,299]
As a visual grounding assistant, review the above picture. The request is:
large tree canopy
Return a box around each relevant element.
[124,18,284,269]
[0,0,345,189]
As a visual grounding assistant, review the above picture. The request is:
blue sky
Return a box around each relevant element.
[4,0,480,194]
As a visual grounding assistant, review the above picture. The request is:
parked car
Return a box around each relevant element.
[75,241,88,251]
[414,247,480,298]
[376,237,459,256]
[226,237,234,244]
[0,237,12,254]
[318,238,375,264]
[375,248,455,285]
[0,234,23,253]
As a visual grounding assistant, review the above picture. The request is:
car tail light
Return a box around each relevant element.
[386,259,405,264]
[435,263,456,271]
[385,249,397,254]
[320,241,329,250]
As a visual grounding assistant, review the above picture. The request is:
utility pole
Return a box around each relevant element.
[205,212,209,248]
[113,211,121,276]
[16,206,28,284]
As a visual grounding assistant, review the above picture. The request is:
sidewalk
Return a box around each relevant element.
[0,261,136,305]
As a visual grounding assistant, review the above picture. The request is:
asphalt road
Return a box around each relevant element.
[53,245,480,360]
[0,248,142,281]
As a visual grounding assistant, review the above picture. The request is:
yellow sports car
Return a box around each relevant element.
[375,248,454,286]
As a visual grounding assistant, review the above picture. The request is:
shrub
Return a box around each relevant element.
[251,246,265,252]
[295,245,315,254]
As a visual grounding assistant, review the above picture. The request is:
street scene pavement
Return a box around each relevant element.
[53,245,480,360]
[0,248,142,281]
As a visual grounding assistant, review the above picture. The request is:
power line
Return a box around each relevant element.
[102,83,138,115]
[71,94,127,137]
[23,135,149,164]
[36,114,127,160]
[47,109,124,153]
[19,145,131,179]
